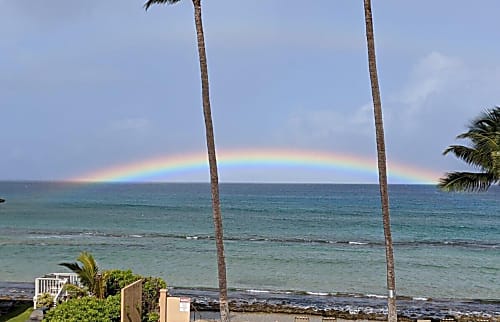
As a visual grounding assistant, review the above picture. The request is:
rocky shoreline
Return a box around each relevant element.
[171,288,499,322]
[189,300,498,322]
[1,282,498,321]
[2,298,494,322]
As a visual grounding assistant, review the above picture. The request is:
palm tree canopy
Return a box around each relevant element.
[144,0,181,10]
[59,251,104,298]
[439,106,500,192]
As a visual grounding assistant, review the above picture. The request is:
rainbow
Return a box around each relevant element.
[73,148,440,184]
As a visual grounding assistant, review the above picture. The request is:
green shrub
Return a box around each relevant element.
[141,277,166,322]
[146,311,160,322]
[104,294,121,322]
[102,269,166,322]
[104,269,141,297]
[36,292,54,308]
[62,283,88,299]
[43,268,167,322]
[43,296,120,322]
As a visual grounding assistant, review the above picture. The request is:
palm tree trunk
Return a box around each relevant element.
[362,1,397,321]
[191,0,230,321]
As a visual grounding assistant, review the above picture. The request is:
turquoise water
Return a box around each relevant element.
[0,182,498,302]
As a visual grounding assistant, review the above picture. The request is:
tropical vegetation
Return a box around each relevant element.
[59,251,106,299]
[439,106,500,192]
[144,1,230,321]
[35,293,54,308]
[44,295,121,322]
[50,252,166,322]
[362,1,397,321]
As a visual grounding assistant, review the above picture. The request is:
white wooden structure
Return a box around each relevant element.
[33,273,80,308]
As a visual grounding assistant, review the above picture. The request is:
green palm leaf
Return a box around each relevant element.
[59,251,105,298]
[438,171,496,192]
[440,106,500,191]
[59,262,83,274]
[443,145,486,169]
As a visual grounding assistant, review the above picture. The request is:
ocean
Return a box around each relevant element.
[0,182,498,319]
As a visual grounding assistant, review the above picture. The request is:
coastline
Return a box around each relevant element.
[2,282,497,321]
[170,287,499,321]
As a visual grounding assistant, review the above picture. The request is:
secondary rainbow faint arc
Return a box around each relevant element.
[74,148,440,183]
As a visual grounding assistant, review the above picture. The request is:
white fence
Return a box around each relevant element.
[33,273,80,308]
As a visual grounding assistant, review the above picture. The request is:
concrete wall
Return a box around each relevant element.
[159,290,190,322]
[121,279,142,322]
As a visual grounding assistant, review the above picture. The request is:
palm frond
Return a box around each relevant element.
[441,106,500,192]
[443,145,493,170]
[438,171,497,192]
[59,252,107,298]
[144,0,181,10]
[59,262,82,274]
[76,252,99,290]
[472,107,500,129]
[459,108,500,144]
[77,252,98,274]
[458,131,497,146]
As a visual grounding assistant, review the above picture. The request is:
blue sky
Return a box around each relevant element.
[1,0,499,183]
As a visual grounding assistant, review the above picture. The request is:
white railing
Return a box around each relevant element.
[33,273,80,308]
[49,272,80,285]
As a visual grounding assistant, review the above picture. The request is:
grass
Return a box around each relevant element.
[0,302,33,322]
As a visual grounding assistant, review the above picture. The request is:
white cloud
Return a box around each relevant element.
[391,52,465,126]
[277,51,500,172]
[284,52,473,141]
[382,51,500,139]
[382,52,500,171]
[280,52,466,144]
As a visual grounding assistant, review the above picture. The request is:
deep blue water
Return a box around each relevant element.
[0,182,498,317]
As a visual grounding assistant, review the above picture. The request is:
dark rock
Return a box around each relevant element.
[28,308,45,321]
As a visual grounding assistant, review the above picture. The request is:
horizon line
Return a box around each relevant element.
[0,179,438,185]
